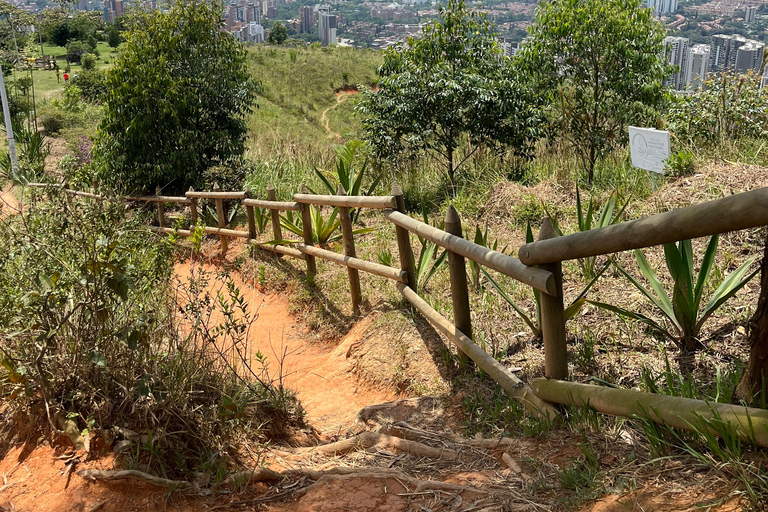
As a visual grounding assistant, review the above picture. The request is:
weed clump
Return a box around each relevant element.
[0,190,304,480]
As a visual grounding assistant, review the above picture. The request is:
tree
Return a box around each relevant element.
[267,21,287,44]
[357,0,541,194]
[517,0,671,185]
[108,25,121,48]
[93,0,258,193]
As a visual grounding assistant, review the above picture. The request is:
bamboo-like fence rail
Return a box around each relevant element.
[26,180,768,444]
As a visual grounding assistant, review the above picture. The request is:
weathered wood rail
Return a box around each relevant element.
[27,180,768,443]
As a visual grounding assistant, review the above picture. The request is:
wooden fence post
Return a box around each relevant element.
[444,204,471,366]
[299,184,317,276]
[538,218,567,380]
[338,184,362,314]
[267,183,283,248]
[213,183,228,255]
[188,187,198,226]
[244,186,257,240]
[391,183,417,289]
[155,185,165,228]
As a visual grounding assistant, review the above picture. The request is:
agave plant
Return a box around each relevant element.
[590,235,758,352]
[548,187,628,281]
[313,139,381,223]
[279,207,374,245]
[481,221,604,339]
[468,225,507,291]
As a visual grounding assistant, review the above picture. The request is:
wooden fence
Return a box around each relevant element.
[27,181,768,446]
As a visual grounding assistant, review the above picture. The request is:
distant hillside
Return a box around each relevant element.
[246,45,382,164]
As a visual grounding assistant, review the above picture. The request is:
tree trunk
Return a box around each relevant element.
[736,233,768,406]
[447,146,455,197]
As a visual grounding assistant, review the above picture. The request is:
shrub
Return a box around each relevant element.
[80,53,97,70]
[66,40,90,63]
[70,69,107,103]
[41,112,64,134]
[0,193,303,478]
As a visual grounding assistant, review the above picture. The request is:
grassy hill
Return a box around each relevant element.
[245,45,382,166]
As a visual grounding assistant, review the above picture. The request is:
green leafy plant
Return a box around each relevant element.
[664,149,695,176]
[313,140,381,223]
[548,187,628,281]
[591,236,758,352]
[482,222,603,339]
[468,225,507,291]
[279,207,374,245]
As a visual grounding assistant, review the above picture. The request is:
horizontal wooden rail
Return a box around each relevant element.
[203,226,250,238]
[520,187,768,265]
[149,226,193,237]
[532,378,768,448]
[185,190,247,199]
[127,195,192,204]
[242,198,301,211]
[297,244,407,283]
[294,193,397,209]
[27,182,64,188]
[384,210,555,295]
[66,189,107,200]
[253,241,306,260]
[397,283,558,421]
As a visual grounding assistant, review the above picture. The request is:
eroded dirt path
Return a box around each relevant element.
[174,260,397,434]
[320,88,359,139]
[0,186,21,217]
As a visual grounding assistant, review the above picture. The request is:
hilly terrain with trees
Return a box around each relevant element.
[1,0,768,510]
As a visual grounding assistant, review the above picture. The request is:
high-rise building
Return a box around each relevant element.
[77,0,89,10]
[646,0,678,14]
[245,3,261,25]
[319,11,337,46]
[735,41,765,74]
[745,5,758,23]
[300,5,313,33]
[710,34,749,73]
[685,44,710,90]
[663,36,689,91]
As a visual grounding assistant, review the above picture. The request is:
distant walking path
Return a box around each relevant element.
[321,89,357,139]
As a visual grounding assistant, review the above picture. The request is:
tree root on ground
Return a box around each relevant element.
[76,469,196,490]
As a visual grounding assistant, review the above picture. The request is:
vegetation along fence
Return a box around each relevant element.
[28,181,768,446]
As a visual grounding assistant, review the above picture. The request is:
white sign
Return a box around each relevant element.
[629,126,670,173]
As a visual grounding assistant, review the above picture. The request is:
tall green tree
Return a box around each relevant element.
[267,21,287,44]
[93,0,258,193]
[357,0,541,194]
[517,0,671,184]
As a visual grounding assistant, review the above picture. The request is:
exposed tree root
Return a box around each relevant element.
[76,469,195,490]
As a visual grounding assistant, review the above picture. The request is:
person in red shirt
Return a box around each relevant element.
[63,72,69,81]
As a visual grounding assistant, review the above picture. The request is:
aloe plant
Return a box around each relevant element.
[548,187,628,280]
[279,207,374,245]
[481,222,604,339]
[313,140,382,223]
[590,235,758,352]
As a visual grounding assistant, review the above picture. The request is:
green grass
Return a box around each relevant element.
[246,45,381,164]
[13,42,116,101]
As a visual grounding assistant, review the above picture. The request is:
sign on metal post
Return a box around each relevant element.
[629,126,670,173]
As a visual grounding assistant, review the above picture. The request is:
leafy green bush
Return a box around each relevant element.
[69,70,107,103]
[665,149,695,176]
[41,112,64,134]
[0,193,304,478]
[666,71,768,144]
[80,52,97,70]
[66,40,91,63]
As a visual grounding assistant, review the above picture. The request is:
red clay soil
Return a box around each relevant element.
[0,258,750,512]
[174,260,397,434]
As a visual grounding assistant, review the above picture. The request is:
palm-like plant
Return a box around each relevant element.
[548,187,628,280]
[590,235,758,352]
[279,207,374,245]
[313,140,381,223]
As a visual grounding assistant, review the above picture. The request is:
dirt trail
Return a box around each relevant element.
[174,260,396,434]
[0,186,21,217]
[320,88,359,139]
